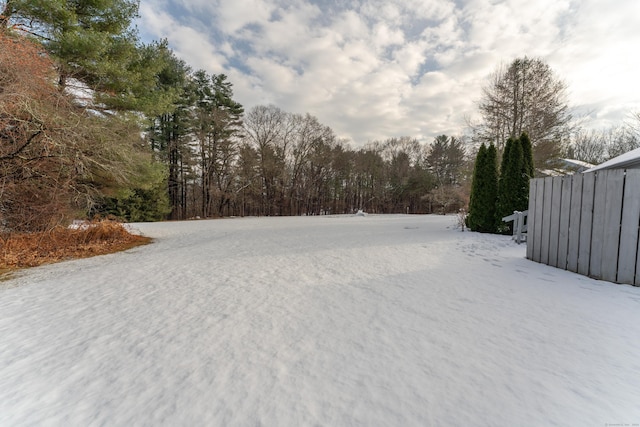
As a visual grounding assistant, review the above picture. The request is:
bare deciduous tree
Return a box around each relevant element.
[473,57,573,169]
[568,124,640,165]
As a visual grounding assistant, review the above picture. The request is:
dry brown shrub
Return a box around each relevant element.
[1,32,80,231]
[0,219,151,270]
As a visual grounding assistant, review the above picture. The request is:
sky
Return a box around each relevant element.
[137,0,640,146]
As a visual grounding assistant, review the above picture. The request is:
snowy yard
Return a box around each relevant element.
[1,214,639,426]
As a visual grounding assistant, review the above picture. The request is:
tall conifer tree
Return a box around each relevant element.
[500,137,515,176]
[467,143,499,233]
[497,135,531,233]
[520,132,534,178]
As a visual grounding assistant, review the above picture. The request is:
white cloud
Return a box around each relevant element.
[546,0,640,127]
[211,0,276,34]
[331,10,370,41]
[137,0,640,146]
[371,22,405,51]
[138,3,227,72]
[393,41,428,76]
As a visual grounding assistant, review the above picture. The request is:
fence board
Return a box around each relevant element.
[540,177,554,265]
[601,170,625,282]
[567,174,583,272]
[589,171,608,279]
[526,179,537,261]
[527,169,640,286]
[557,177,572,270]
[619,170,640,284]
[578,173,595,276]
[548,177,563,267]
[533,178,545,263]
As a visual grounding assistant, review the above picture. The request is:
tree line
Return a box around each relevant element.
[147,91,470,219]
[2,1,639,232]
[115,51,471,220]
[0,0,470,230]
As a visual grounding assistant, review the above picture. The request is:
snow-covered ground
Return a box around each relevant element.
[1,214,639,426]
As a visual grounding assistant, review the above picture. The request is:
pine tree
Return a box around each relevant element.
[466,143,499,233]
[190,70,244,217]
[1,0,174,115]
[147,50,192,220]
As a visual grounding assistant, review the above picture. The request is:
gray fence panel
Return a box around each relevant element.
[533,178,545,263]
[527,169,640,286]
[567,174,583,272]
[548,177,563,267]
[619,170,640,284]
[590,171,608,279]
[540,177,554,265]
[578,173,595,276]
[527,179,538,261]
[601,170,625,282]
[557,177,572,270]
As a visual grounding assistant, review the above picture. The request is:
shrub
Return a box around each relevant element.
[0,219,151,270]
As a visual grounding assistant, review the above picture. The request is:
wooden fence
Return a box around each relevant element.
[527,169,640,286]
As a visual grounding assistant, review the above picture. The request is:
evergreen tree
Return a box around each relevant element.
[497,135,530,233]
[191,70,244,217]
[466,144,486,231]
[517,132,533,217]
[520,132,534,177]
[1,0,174,114]
[500,137,515,176]
[147,50,193,219]
[426,135,466,187]
[466,144,499,233]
